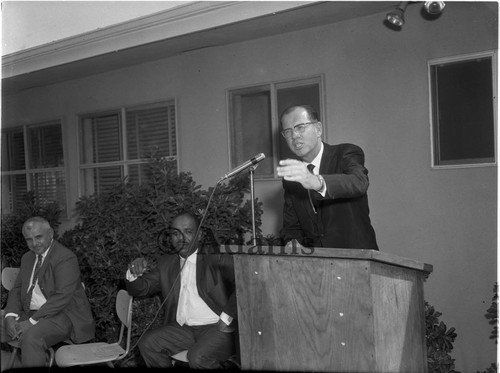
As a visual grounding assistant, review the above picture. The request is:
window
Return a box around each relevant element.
[1,121,66,215]
[429,51,497,168]
[79,101,177,195]
[228,76,324,179]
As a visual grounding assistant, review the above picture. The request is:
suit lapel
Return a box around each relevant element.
[170,255,181,293]
[319,142,336,174]
[196,249,218,294]
[37,241,56,284]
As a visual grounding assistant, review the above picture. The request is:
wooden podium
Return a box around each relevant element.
[223,245,433,372]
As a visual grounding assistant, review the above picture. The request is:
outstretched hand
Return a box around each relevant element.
[284,239,305,250]
[277,159,319,190]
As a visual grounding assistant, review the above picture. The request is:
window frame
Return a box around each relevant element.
[428,50,497,169]
[1,119,68,217]
[77,100,178,197]
[226,75,326,180]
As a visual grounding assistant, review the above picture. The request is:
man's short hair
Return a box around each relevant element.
[172,211,200,228]
[23,216,52,231]
[280,105,320,125]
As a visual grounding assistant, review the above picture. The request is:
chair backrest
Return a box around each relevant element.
[115,289,133,354]
[116,289,133,326]
[2,267,20,291]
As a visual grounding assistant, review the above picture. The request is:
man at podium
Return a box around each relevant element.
[277,104,378,250]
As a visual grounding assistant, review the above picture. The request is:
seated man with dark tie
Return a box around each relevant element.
[126,211,237,368]
[2,216,95,367]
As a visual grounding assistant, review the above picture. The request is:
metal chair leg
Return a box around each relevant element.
[48,347,55,368]
[7,346,19,370]
[5,345,55,369]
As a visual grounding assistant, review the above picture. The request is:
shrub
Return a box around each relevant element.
[485,283,498,344]
[426,301,459,373]
[477,283,498,373]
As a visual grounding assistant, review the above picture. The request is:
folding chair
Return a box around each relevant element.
[1,267,20,292]
[54,289,133,367]
[1,267,56,369]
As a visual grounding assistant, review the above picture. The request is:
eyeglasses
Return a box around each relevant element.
[281,122,317,138]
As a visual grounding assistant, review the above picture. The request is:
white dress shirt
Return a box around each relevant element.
[126,250,232,326]
[28,245,52,311]
[176,250,219,326]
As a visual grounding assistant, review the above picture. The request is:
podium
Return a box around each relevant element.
[224,245,433,372]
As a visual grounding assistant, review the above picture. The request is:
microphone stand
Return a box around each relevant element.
[249,165,258,246]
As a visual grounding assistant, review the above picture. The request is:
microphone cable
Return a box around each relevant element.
[123,179,223,361]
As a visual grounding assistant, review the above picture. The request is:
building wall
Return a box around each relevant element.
[2,2,497,371]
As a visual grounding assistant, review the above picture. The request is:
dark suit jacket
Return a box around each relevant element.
[5,240,95,343]
[281,142,378,250]
[126,245,236,325]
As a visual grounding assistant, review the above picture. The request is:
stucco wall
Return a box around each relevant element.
[2,2,497,371]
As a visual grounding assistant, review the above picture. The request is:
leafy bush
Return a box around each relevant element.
[478,364,498,373]
[58,155,264,365]
[426,301,459,373]
[477,283,498,373]
[485,283,498,344]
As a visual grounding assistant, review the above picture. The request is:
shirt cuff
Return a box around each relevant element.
[319,187,327,197]
[317,175,327,197]
[126,269,139,282]
[29,317,38,325]
[220,312,233,326]
[4,313,18,320]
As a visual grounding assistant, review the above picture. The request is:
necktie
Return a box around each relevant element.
[307,164,318,213]
[25,254,43,311]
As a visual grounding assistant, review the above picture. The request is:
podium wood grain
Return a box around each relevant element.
[232,247,431,372]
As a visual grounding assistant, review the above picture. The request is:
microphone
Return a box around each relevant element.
[221,153,265,180]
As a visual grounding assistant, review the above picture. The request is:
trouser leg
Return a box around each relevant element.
[19,313,72,367]
[187,324,235,369]
[138,322,194,368]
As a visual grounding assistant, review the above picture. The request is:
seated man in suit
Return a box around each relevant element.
[2,216,95,367]
[126,211,237,368]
